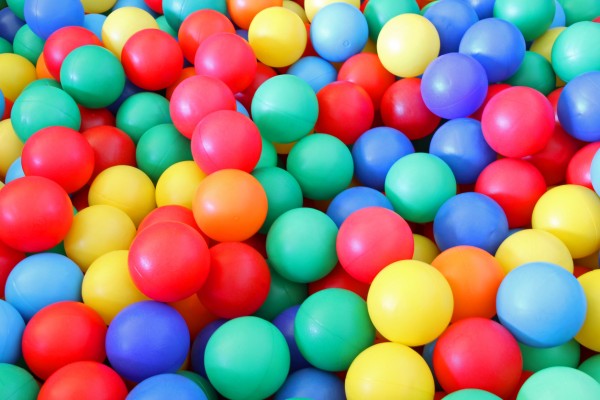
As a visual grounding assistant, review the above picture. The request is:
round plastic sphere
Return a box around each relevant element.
[459,18,526,83]
[24,0,84,40]
[362,0,420,41]
[205,316,290,399]
[385,153,457,223]
[82,125,136,179]
[579,354,600,382]
[505,51,556,96]
[367,260,453,346]
[287,56,337,93]
[248,7,307,67]
[127,373,207,400]
[101,6,158,59]
[576,270,600,351]
[0,119,23,180]
[13,24,44,65]
[38,361,127,400]
[227,0,282,30]
[0,7,25,44]
[377,13,440,77]
[412,233,440,264]
[518,367,600,400]
[155,161,206,209]
[570,143,600,189]
[433,317,522,398]
[138,205,200,233]
[532,185,600,259]
[64,204,136,272]
[304,0,360,22]
[0,53,36,106]
[0,299,25,364]
[162,0,226,31]
[493,0,555,41]
[338,52,395,109]
[0,239,25,299]
[326,186,394,227]
[0,176,73,253]
[520,339,581,372]
[251,74,318,144]
[423,0,479,54]
[82,13,106,42]
[444,390,503,400]
[255,268,308,322]
[10,85,81,143]
[0,364,39,400]
[482,86,555,158]
[43,26,102,80]
[190,319,227,378]
[136,124,192,183]
[552,22,600,83]
[270,306,311,372]
[558,71,600,142]
[116,92,172,144]
[78,106,116,132]
[345,342,434,400]
[22,301,106,380]
[266,207,338,283]
[5,157,25,183]
[275,368,344,400]
[178,9,235,63]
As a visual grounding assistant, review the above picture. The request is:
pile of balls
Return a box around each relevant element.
[1,0,600,398]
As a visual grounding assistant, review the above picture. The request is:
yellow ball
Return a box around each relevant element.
[576,270,600,351]
[412,234,440,264]
[377,13,440,78]
[283,0,309,23]
[495,229,574,274]
[532,185,600,259]
[80,0,117,13]
[82,250,149,324]
[304,0,360,22]
[345,342,435,400]
[0,120,24,181]
[530,27,566,63]
[88,165,156,227]
[367,260,453,346]
[155,161,206,209]
[101,7,159,59]
[248,7,307,68]
[64,205,136,272]
[0,53,37,102]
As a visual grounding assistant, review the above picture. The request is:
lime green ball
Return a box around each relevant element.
[385,153,456,223]
[0,37,13,54]
[0,363,39,400]
[444,389,502,400]
[518,367,600,399]
[295,288,375,371]
[60,45,125,108]
[558,0,600,25]
[116,92,172,143]
[12,25,44,64]
[552,21,600,82]
[204,316,290,400]
[519,340,580,372]
[505,51,556,95]
[254,266,308,321]
[266,208,338,283]
[579,354,600,383]
[364,0,420,42]
[494,0,555,41]
[176,371,219,400]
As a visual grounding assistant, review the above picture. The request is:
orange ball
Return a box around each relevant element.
[431,245,505,322]
[192,169,268,242]
[227,0,283,30]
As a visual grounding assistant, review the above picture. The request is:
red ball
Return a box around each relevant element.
[566,141,600,190]
[475,158,547,229]
[22,126,95,193]
[197,242,271,319]
[0,176,73,253]
[82,125,137,179]
[138,205,201,233]
[178,9,235,64]
[43,26,102,80]
[194,32,257,94]
[121,29,184,91]
[380,78,441,140]
[336,207,414,283]
[169,75,237,139]
[191,110,262,173]
[144,0,163,13]
[22,302,107,381]
[128,221,211,302]
[234,62,277,111]
[433,317,523,398]
[469,83,511,121]
[78,106,116,132]
[338,53,396,110]
[315,81,374,145]
[482,86,555,158]
[308,263,370,300]
[0,239,25,298]
[38,361,128,400]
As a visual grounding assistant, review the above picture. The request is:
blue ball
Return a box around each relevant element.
[274,368,345,400]
[352,126,415,191]
[550,0,566,28]
[82,14,106,43]
[23,0,85,40]
[5,253,83,321]
[0,7,25,43]
[5,157,25,183]
[127,374,208,400]
[496,262,587,348]
[326,186,394,227]
[106,301,190,382]
[429,118,496,184]
[591,149,600,196]
[0,299,25,364]
[557,71,600,142]
[190,319,227,378]
[424,0,479,55]
[433,192,509,253]
[272,305,311,372]
[287,56,338,93]
[464,0,495,19]
[459,18,526,83]
[236,100,250,117]
[310,2,368,63]
[421,52,489,119]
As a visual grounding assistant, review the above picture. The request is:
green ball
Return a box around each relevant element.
[505,51,556,95]
[23,78,61,91]
[176,371,219,400]
[558,0,600,26]
[254,265,308,321]
[116,92,172,143]
[204,316,290,400]
[11,86,81,142]
[364,0,420,42]
[6,0,24,20]
[157,15,177,39]
[252,166,303,234]
[12,24,44,64]
[579,354,600,383]
[251,74,318,144]
[518,367,600,399]
[266,207,338,283]
[552,21,600,82]
[286,133,354,201]
[60,45,125,108]
[136,123,193,183]
[519,340,580,372]
[494,0,556,41]
[444,389,502,400]
[163,0,227,31]
[385,153,456,223]
[295,288,375,371]
[0,363,39,400]
[0,37,13,54]
[255,136,278,170]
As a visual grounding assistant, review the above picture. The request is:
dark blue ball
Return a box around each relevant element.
[275,368,345,400]
[272,305,311,372]
[190,319,227,378]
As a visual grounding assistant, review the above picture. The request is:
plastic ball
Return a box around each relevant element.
[0,120,24,181]
[493,0,555,41]
[520,339,581,372]
[563,0,600,25]
[445,390,503,400]
[304,0,360,22]
[5,157,25,183]
[345,342,434,400]
[176,371,218,400]
[24,0,84,40]
[251,74,318,144]
[558,71,600,142]
[101,6,158,59]
[0,364,39,400]
[504,51,556,96]
[308,263,370,300]
[368,260,453,346]
[363,0,420,41]
[579,354,600,382]
[326,186,394,227]
[162,0,227,32]
[42,26,102,81]
[0,299,25,364]
[552,22,600,83]
[275,368,344,400]
[116,91,172,143]
[518,367,600,400]
[287,56,337,93]
[270,306,311,372]
[127,373,207,400]
[13,24,45,65]
[0,53,36,106]
[0,7,25,44]
[82,13,106,42]
[338,52,395,109]
[138,205,201,234]
[82,125,136,179]
[255,267,308,321]
[155,161,206,209]
[570,143,600,189]
[178,9,234,63]
[530,27,565,63]
[190,319,227,378]
[0,239,25,299]
[226,0,282,30]
[575,270,600,351]
[0,176,73,253]
[423,0,479,54]
[205,316,290,399]
[78,106,116,132]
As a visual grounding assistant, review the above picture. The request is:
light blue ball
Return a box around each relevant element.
[127,374,208,400]
[550,0,566,28]
[0,299,25,363]
[83,14,105,43]
[5,157,25,184]
[287,56,337,93]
